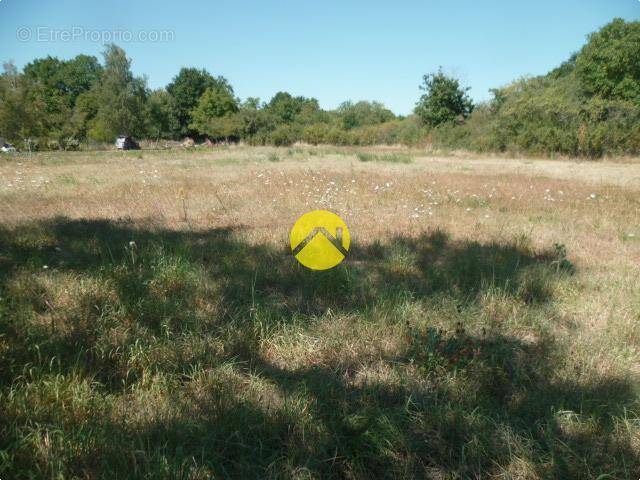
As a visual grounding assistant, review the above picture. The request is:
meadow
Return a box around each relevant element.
[0,145,639,479]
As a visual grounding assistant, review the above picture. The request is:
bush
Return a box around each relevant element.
[432,68,640,158]
[301,124,331,145]
[347,118,427,146]
[269,125,298,146]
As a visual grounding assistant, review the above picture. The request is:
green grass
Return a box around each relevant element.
[356,152,413,164]
[55,174,79,186]
[0,218,637,478]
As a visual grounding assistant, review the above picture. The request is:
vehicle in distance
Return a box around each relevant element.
[115,135,140,150]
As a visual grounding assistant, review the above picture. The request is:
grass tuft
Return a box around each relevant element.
[356,152,413,163]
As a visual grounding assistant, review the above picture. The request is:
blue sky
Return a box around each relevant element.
[0,0,638,114]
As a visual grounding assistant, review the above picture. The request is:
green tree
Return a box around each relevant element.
[59,55,103,105]
[575,18,640,102]
[266,92,321,124]
[167,68,232,137]
[189,86,239,140]
[234,98,270,139]
[68,89,100,141]
[22,54,102,142]
[146,89,179,140]
[88,44,148,141]
[23,56,65,92]
[22,57,70,140]
[337,100,395,129]
[24,55,102,105]
[415,69,474,126]
[0,62,46,149]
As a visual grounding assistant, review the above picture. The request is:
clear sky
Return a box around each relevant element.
[0,0,638,114]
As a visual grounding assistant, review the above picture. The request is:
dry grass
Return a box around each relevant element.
[0,145,639,479]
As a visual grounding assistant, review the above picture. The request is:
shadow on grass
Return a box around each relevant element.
[0,217,637,478]
[89,333,638,479]
[245,334,637,479]
[0,216,572,313]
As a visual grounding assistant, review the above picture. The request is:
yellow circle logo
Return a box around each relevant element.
[290,210,350,270]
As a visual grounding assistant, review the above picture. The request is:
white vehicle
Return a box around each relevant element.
[1,143,17,153]
[115,135,140,150]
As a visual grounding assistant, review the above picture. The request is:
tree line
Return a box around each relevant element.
[0,18,638,157]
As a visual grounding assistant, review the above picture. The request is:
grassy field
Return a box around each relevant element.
[0,146,639,479]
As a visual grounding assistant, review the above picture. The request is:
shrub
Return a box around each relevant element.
[432,68,640,158]
[301,124,331,145]
[269,124,298,146]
